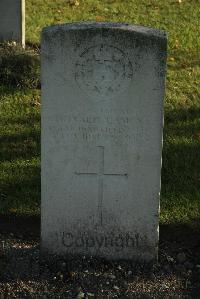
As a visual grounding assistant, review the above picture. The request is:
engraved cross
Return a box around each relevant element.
[75,146,128,226]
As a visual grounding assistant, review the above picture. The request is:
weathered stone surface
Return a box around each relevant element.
[41,22,167,261]
[0,0,25,46]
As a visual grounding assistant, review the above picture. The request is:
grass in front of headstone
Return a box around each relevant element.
[0,0,200,227]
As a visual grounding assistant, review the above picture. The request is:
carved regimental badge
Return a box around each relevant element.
[75,44,133,99]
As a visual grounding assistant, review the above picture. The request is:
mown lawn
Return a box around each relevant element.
[0,0,199,226]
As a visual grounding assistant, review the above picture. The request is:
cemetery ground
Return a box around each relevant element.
[0,0,199,298]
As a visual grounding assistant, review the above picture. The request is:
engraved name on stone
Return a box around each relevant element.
[46,111,143,145]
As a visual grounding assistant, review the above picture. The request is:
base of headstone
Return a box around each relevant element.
[39,250,155,279]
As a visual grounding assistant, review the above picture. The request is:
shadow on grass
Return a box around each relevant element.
[160,106,200,225]
[0,43,40,89]
[165,106,200,124]
[161,106,200,196]
[0,111,40,215]
[0,119,40,162]
[0,162,40,215]
[162,141,200,195]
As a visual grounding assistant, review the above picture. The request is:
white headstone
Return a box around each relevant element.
[0,0,25,46]
[41,22,167,261]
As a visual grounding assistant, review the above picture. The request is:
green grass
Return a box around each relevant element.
[0,0,200,226]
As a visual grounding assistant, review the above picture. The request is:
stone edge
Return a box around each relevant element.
[41,21,167,41]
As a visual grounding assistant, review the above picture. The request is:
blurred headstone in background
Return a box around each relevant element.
[0,0,25,47]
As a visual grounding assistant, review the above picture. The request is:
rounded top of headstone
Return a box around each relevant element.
[42,21,167,40]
